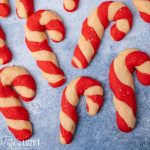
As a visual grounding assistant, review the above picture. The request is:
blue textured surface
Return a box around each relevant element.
[0,0,150,150]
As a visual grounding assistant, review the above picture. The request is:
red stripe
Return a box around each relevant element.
[25,39,52,52]
[62,89,78,123]
[76,77,101,95]
[82,19,100,53]
[13,75,36,91]
[140,12,150,23]
[136,71,150,86]
[60,124,73,144]
[116,112,133,132]
[0,106,29,120]
[0,85,18,98]
[97,1,112,29]
[72,45,88,68]
[0,45,12,64]
[109,62,137,116]
[0,27,6,40]
[37,61,65,75]
[8,127,32,141]
[19,96,35,102]
[0,4,10,17]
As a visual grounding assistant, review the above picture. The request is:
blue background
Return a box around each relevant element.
[0,0,150,149]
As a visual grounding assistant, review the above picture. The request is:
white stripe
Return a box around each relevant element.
[25,26,47,42]
[72,57,83,69]
[84,86,103,96]
[32,50,58,66]
[42,72,65,83]
[39,11,62,25]
[65,78,80,106]
[14,86,35,98]
[6,119,32,131]
[136,61,150,74]
[0,97,21,107]
[116,19,130,33]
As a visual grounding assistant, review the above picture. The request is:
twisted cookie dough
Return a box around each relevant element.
[25,10,66,88]
[60,76,104,144]
[109,48,150,132]
[72,1,133,69]
[0,66,36,140]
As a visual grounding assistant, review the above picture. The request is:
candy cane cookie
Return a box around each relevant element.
[109,48,150,132]
[72,1,133,69]
[0,66,36,102]
[0,26,12,65]
[133,0,150,23]
[25,10,66,88]
[60,76,104,144]
[63,0,79,12]
[0,66,36,141]
[0,0,10,18]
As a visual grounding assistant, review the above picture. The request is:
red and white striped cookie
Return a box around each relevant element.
[25,10,66,88]
[0,0,10,18]
[109,48,150,132]
[0,66,36,102]
[133,0,150,23]
[16,0,34,19]
[0,0,34,19]
[60,76,104,144]
[72,1,133,69]
[0,26,12,65]
[63,0,79,12]
[0,66,36,141]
